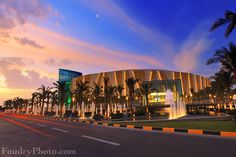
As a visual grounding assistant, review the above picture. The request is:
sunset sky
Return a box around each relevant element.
[0,0,235,105]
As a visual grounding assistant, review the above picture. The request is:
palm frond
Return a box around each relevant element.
[210,18,228,31]
[225,22,235,37]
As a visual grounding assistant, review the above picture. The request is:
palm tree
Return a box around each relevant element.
[3,100,12,110]
[30,92,38,114]
[210,10,236,37]
[207,42,236,80]
[45,89,53,113]
[53,81,66,117]
[36,92,42,114]
[91,82,103,114]
[13,97,18,112]
[135,88,142,104]
[211,69,234,103]
[103,77,109,117]
[68,90,75,111]
[107,85,117,114]
[75,80,90,117]
[125,77,139,115]
[23,99,29,113]
[116,84,124,113]
[139,82,153,115]
[50,90,58,113]
[12,97,24,113]
[37,85,51,115]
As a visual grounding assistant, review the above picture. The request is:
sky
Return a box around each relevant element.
[0,0,235,105]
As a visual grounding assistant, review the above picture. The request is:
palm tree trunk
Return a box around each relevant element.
[46,96,50,112]
[129,91,134,116]
[60,103,62,117]
[41,99,45,116]
[60,99,64,117]
[145,95,149,114]
[121,103,124,114]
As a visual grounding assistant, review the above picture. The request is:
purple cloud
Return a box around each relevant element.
[0,0,56,29]
[0,57,55,89]
[14,37,44,49]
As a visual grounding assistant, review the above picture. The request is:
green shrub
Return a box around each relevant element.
[234,113,236,123]
[226,109,236,115]
[71,111,78,117]
[85,112,92,117]
[93,114,104,121]
[220,109,226,113]
[44,111,56,116]
[64,110,72,117]
[50,111,56,116]
[134,111,145,116]
[110,113,124,119]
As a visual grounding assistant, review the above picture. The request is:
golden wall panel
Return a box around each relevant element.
[196,75,201,90]
[71,69,210,96]
[159,70,167,80]
[201,76,205,88]
[144,70,152,81]
[157,70,162,80]
[122,70,127,95]
[174,72,181,80]
[88,74,98,87]
[151,70,158,81]
[133,70,145,83]
[116,71,123,85]
[96,73,103,86]
[106,72,116,86]
[189,74,196,92]
[181,72,190,95]
[164,70,173,80]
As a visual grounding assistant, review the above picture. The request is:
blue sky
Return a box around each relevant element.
[0,0,235,103]
[45,0,235,74]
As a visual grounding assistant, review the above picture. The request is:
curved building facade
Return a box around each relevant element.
[71,69,210,104]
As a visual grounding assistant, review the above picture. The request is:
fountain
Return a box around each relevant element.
[165,89,186,119]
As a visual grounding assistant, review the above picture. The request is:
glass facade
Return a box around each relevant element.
[143,80,183,105]
[59,69,82,83]
[59,69,82,108]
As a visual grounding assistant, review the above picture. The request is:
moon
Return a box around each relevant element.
[96,13,100,19]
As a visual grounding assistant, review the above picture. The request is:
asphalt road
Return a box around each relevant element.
[0,113,235,157]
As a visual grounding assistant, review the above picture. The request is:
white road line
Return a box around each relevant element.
[82,135,120,146]
[51,127,69,133]
[36,124,46,127]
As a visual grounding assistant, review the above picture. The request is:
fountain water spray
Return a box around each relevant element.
[165,89,186,119]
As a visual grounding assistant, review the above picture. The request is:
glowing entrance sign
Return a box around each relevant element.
[144,79,183,105]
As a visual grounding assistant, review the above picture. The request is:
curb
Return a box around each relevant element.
[42,116,236,138]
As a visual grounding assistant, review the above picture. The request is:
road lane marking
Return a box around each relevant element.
[82,135,120,146]
[51,127,69,133]
[36,124,46,127]
[0,116,55,138]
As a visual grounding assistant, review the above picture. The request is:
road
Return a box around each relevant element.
[0,113,235,157]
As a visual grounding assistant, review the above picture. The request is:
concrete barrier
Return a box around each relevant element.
[188,129,203,135]
[143,126,152,131]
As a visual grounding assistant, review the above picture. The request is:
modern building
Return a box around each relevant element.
[59,69,82,107]
[70,69,210,105]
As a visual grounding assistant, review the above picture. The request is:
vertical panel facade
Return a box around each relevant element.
[71,69,210,96]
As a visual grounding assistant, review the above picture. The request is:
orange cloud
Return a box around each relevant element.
[0,22,164,104]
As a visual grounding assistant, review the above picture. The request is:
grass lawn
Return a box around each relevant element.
[114,120,236,132]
